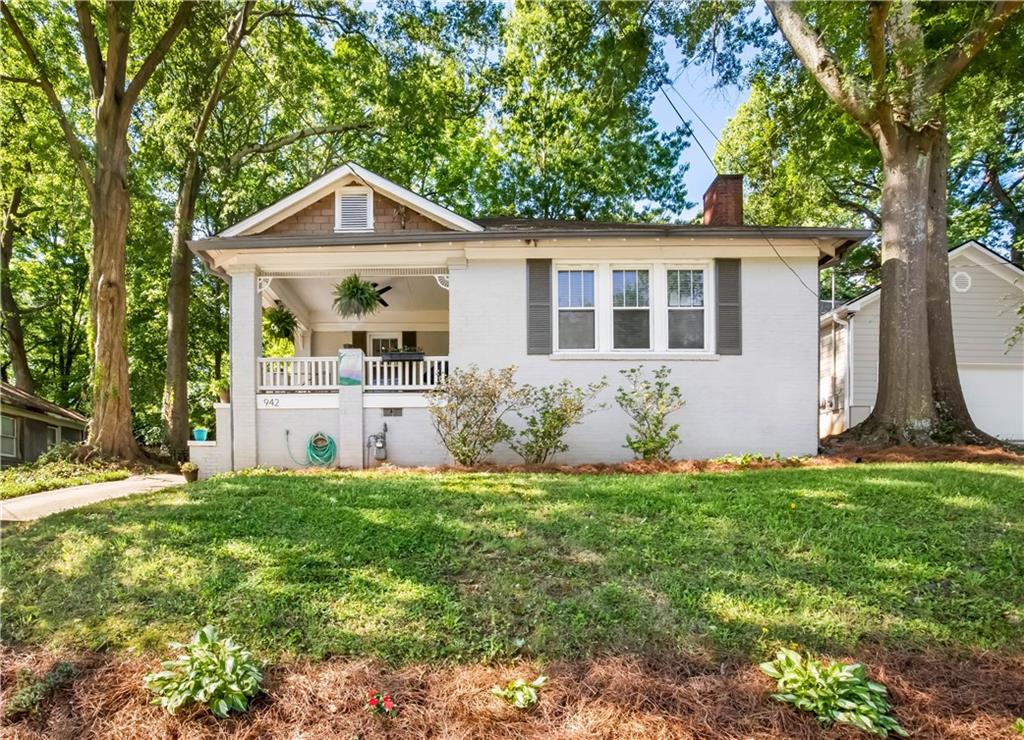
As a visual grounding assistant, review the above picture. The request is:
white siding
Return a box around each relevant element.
[450,257,820,461]
[818,320,848,437]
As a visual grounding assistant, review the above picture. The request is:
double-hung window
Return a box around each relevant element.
[1,416,16,457]
[667,268,706,350]
[612,269,650,349]
[557,269,595,349]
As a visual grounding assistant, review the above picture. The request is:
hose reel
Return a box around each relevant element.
[286,430,337,467]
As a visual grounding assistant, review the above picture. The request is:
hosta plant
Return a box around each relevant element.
[365,690,398,717]
[759,649,907,737]
[491,675,547,709]
[144,626,262,718]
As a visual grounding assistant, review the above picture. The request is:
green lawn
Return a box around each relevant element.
[1,464,1021,664]
[0,460,132,499]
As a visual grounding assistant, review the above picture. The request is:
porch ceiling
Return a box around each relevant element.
[267,274,449,329]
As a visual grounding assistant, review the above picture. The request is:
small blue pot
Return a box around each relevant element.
[193,428,209,442]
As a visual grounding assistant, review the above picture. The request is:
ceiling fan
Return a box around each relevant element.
[371,282,392,307]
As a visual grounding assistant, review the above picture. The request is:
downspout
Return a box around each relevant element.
[835,312,853,431]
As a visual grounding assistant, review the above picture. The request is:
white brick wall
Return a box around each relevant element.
[449,257,820,461]
[229,268,261,468]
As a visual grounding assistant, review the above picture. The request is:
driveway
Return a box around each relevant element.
[0,473,183,523]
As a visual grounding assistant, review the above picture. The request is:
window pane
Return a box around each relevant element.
[582,271,594,307]
[559,270,595,308]
[612,270,625,307]
[613,309,650,349]
[558,310,595,349]
[1,438,14,457]
[637,270,649,306]
[1,416,12,436]
[669,309,705,349]
[692,271,704,307]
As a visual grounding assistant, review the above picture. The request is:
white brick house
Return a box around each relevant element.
[188,162,870,475]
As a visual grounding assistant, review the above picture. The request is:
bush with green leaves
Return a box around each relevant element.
[4,662,76,719]
[511,378,607,464]
[332,274,382,318]
[427,365,525,465]
[144,625,262,718]
[491,675,547,709]
[614,365,686,460]
[760,649,907,737]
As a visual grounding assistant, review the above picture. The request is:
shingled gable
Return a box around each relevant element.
[218,161,483,237]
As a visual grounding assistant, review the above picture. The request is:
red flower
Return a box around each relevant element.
[368,690,376,699]
[369,697,379,707]
[383,698,395,711]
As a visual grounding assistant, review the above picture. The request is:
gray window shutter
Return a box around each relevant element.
[716,259,742,355]
[526,259,552,355]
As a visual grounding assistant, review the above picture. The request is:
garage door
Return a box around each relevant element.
[958,364,1024,441]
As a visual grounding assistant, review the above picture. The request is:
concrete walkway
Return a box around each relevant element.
[1,473,183,523]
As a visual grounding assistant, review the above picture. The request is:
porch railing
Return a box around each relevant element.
[364,356,449,391]
[257,355,449,392]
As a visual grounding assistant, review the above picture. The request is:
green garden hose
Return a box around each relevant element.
[285,430,337,466]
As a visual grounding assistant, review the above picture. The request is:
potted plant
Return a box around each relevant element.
[381,345,425,362]
[179,461,199,483]
[210,377,230,403]
[264,303,297,340]
[192,427,209,442]
[332,274,388,318]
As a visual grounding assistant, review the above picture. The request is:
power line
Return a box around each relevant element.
[659,86,717,174]
[659,81,820,299]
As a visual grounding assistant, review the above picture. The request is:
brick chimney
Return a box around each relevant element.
[703,174,744,226]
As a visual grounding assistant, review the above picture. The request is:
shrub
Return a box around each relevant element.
[491,675,547,709]
[144,625,262,718]
[760,649,907,737]
[35,441,85,465]
[615,366,686,460]
[3,662,76,719]
[511,379,607,464]
[427,365,525,465]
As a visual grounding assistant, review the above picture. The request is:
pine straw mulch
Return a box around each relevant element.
[3,648,1023,739]
[347,443,1023,477]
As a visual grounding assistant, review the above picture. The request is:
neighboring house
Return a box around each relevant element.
[0,382,88,464]
[820,240,1024,441]
[188,162,870,475]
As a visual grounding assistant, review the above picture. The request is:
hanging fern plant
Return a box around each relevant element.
[333,274,384,318]
[264,304,297,340]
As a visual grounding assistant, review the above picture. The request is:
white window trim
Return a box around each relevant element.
[664,263,714,353]
[552,265,599,353]
[609,265,653,351]
[552,260,716,356]
[334,186,374,232]
[46,424,61,448]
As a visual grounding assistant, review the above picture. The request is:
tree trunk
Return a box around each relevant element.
[855,124,938,443]
[162,166,200,458]
[87,111,139,459]
[924,128,990,443]
[1,186,36,393]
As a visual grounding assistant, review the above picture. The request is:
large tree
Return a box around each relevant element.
[682,1,1021,443]
[2,0,195,458]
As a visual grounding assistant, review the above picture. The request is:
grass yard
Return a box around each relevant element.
[0,459,132,500]
[2,463,1022,664]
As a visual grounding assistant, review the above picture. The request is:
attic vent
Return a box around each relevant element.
[952,271,971,293]
[335,188,373,232]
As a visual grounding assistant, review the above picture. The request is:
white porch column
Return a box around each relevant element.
[229,266,262,468]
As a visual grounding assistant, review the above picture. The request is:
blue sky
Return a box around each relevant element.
[651,41,752,220]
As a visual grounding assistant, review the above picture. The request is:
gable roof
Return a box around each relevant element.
[219,162,484,237]
[821,240,1024,324]
[1,382,88,426]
